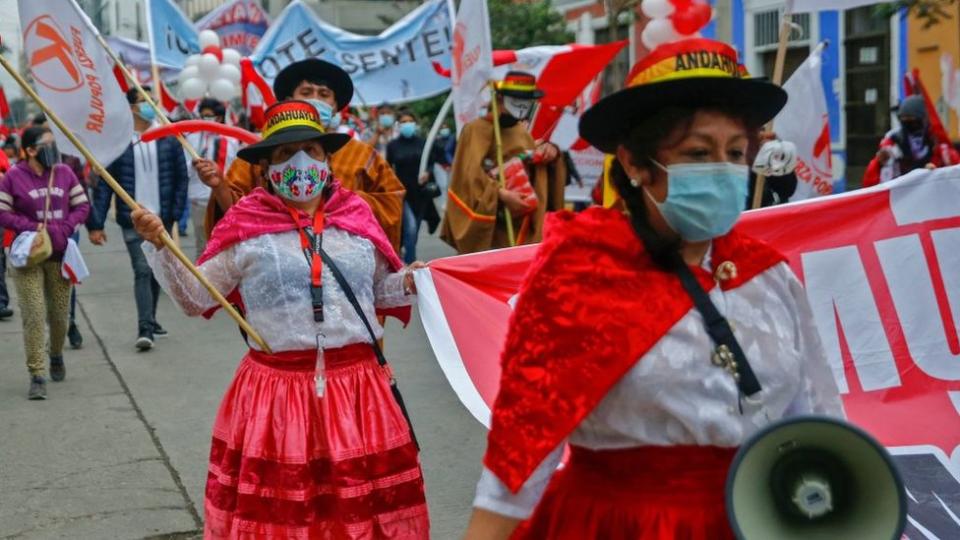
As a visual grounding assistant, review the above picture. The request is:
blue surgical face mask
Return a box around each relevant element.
[137,102,157,122]
[398,121,417,138]
[379,114,395,128]
[439,127,451,138]
[645,160,749,242]
[307,99,341,130]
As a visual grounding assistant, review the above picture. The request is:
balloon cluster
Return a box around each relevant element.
[640,0,713,50]
[178,30,242,102]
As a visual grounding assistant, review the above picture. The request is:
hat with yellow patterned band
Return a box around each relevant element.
[495,71,545,99]
[237,100,350,163]
[579,38,787,153]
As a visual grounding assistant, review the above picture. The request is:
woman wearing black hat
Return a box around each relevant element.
[132,100,429,538]
[463,39,843,539]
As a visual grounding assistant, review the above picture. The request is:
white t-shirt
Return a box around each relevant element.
[185,132,239,202]
[132,132,161,214]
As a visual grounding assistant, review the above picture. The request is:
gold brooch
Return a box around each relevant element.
[715,261,738,281]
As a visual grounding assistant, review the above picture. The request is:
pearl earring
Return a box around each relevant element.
[630,178,640,188]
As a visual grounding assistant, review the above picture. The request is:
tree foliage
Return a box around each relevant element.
[488,0,574,51]
[877,0,957,28]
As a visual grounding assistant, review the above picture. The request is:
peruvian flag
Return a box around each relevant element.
[240,57,275,130]
[415,165,960,534]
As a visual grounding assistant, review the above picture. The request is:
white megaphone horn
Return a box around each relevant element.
[726,415,907,540]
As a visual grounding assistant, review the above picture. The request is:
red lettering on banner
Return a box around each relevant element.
[24,16,83,92]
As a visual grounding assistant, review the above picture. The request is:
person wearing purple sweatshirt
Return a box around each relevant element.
[0,127,90,400]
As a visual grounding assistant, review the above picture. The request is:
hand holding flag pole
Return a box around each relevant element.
[92,33,202,162]
[0,48,272,353]
[751,0,795,209]
[488,81,517,247]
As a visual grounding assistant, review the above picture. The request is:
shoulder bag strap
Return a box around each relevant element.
[675,262,762,398]
[316,243,419,448]
[42,165,57,228]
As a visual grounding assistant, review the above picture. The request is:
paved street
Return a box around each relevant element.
[0,219,486,539]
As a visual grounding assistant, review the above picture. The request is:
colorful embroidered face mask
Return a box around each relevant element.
[267,150,330,202]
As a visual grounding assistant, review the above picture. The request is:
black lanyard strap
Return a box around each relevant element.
[317,245,419,449]
[675,263,762,398]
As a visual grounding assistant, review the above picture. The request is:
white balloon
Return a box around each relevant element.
[178,65,199,83]
[198,53,222,81]
[180,78,206,101]
[185,54,202,68]
[642,18,681,49]
[209,78,236,101]
[640,0,674,19]
[218,63,242,84]
[222,48,242,67]
[198,29,220,50]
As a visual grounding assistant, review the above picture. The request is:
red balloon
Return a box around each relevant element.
[668,0,694,9]
[140,120,260,145]
[672,3,712,35]
[202,45,224,62]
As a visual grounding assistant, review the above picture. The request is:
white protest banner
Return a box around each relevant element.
[773,44,834,200]
[18,0,133,165]
[451,0,493,132]
[252,0,453,105]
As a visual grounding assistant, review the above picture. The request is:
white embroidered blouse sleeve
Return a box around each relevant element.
[472,444,564,519]
[783,267,846,418]
[372,251,413,309]
[143,243,242,317]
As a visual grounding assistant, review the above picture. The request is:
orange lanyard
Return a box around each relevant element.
[287,205,326,322]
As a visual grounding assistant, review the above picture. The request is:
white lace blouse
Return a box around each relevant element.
[473,260,845,519]
[143,226,412,352]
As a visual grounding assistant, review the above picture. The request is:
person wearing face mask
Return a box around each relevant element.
[463,39,843,540]
[441,71,567,254]
[0,127,90,400]
[387,109,441,264]
[183,98,239,259]
[88,87,189,351]
[131,100,429,538]
[198,59,405,252]
[373,102,398,154]
[862,95,959,187]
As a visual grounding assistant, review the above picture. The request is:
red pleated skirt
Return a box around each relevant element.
[204,345,429,539]
[513,445,737,540]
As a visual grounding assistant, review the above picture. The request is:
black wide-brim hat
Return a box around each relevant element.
[580,39,788,154]
[496,70,545,99]
[237,100,350,163]
[273,58,354,110]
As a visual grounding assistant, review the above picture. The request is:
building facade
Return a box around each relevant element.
[553,0,959,190]
[264,0,421,34]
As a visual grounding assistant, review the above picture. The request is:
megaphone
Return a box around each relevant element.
[726,415,907,540]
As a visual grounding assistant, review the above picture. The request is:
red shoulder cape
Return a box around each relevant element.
[483,207,786,493]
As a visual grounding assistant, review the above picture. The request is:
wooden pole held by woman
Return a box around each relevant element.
[0,52,272,353]
[488,82,517,247]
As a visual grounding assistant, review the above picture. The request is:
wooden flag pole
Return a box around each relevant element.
[93,33,202,162]
[0,52,272,353]
[751,4,793,209]
[488,82,517,247]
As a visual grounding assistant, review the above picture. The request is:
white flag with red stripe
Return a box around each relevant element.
[451,0,493,133]
[18,0,133,165]
[773,44,833,200]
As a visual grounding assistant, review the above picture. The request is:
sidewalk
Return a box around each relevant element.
[0,220,483,539]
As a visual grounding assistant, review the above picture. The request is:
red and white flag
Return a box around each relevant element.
[240,57,276,131]
[492,42,627,147]
[416,166,960,530]
[773,43,834,200]
[18,0,133,165]
[450,0,493,133]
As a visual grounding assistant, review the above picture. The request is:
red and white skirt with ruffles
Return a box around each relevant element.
[513,445,736,540]
[204,345,429,539]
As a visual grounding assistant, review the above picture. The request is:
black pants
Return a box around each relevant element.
[0,228,9,309]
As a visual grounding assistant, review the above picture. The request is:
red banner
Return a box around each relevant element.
[415,166,960,535]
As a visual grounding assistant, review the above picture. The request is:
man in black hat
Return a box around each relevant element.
[440,71,567,254]
[196,58,405,251]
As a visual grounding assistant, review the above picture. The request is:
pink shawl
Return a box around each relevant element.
[198,184,410,324]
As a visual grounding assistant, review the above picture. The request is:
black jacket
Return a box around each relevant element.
[90,137,188,230]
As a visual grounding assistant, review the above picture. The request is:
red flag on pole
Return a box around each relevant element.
[0,85,10,121]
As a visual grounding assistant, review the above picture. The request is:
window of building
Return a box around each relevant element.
[753,8,811,81]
